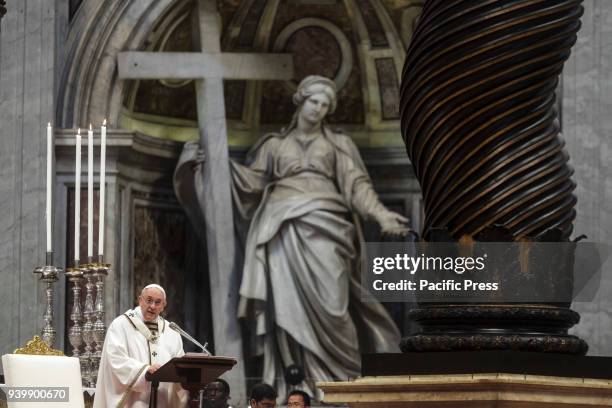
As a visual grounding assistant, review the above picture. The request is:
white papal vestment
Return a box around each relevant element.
[93,307,188,408]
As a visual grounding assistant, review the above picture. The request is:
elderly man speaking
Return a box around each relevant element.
[94,284,188,407]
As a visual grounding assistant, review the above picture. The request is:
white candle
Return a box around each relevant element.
[75,129,81,262]
[98,120,106,257]
[46,123,52,253]
[87,124,94,259]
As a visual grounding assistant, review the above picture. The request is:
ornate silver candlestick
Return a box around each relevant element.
[65,266,84,357]
[33,251,63,347]
[81,263,96,387]
[90,258,109,386]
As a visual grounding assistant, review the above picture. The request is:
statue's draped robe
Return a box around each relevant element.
[94,307,188,408]
[175,128,400,395]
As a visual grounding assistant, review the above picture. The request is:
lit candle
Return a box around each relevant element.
[75,129,81,262]
[46,123,52,253]
[98,120,106,257]
[87,124,93,260]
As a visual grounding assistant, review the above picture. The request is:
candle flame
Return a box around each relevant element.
[48,122,51,127]
[103,119,107,126]
[89,124,92,130]
[78,128,81,134]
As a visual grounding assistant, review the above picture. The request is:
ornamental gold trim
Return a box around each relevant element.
[14,335,64,356]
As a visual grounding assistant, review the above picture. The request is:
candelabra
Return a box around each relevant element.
[33,252,63,347]
[65,256,111,388]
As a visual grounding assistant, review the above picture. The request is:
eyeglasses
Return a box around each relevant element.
[287,403,304,407]
[143,297,163,307]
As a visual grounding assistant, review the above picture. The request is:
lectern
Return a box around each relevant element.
[145,353,236,408]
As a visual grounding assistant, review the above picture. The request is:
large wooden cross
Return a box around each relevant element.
[117,0,293,401]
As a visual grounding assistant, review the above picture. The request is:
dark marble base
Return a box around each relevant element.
[362,351,612,380]
[401,304,588,354]
[402,333,587,354]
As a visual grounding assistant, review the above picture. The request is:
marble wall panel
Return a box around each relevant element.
[0,0,56,362]
[354,0,389,47]
[562,0,612,356]
[375,58,400,120]
[132,205,189,327]
[65,188,100,263]
[286,27,342,80]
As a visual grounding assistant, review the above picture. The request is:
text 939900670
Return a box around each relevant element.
[3,386,69,402]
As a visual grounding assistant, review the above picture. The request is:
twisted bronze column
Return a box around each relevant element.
[400,0,587,353]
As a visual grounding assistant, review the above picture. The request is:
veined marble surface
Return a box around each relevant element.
[0,0,58,363]
[563,0,612,356]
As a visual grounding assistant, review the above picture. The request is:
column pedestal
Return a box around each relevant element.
[319,373,612,407]
[319,352,612,407]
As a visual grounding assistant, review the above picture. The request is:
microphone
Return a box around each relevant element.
[169,322,212,355]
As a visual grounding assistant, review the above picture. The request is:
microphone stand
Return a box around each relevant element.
[169,322,212,355]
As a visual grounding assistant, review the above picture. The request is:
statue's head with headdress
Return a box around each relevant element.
[278,75,337,137]
[293,75,337,114]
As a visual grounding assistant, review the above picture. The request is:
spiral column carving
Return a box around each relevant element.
[400,0,583,241]
[399,0,587,354]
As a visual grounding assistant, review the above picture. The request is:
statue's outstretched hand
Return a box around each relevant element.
[185,140,206,173]
[379,211,412,237]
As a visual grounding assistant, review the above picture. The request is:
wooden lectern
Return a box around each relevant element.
[145,353,236,408]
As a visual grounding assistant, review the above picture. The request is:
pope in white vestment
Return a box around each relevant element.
[94,284,189,408]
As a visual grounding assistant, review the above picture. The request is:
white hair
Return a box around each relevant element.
[141,284,166,300]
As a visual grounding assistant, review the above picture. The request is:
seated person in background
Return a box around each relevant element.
[287,390,311,408]
[94,284,188,408]
[204,378,233,408]
[249,383,277,408]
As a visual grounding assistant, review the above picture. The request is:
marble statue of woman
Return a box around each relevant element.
[175,76,409,398]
